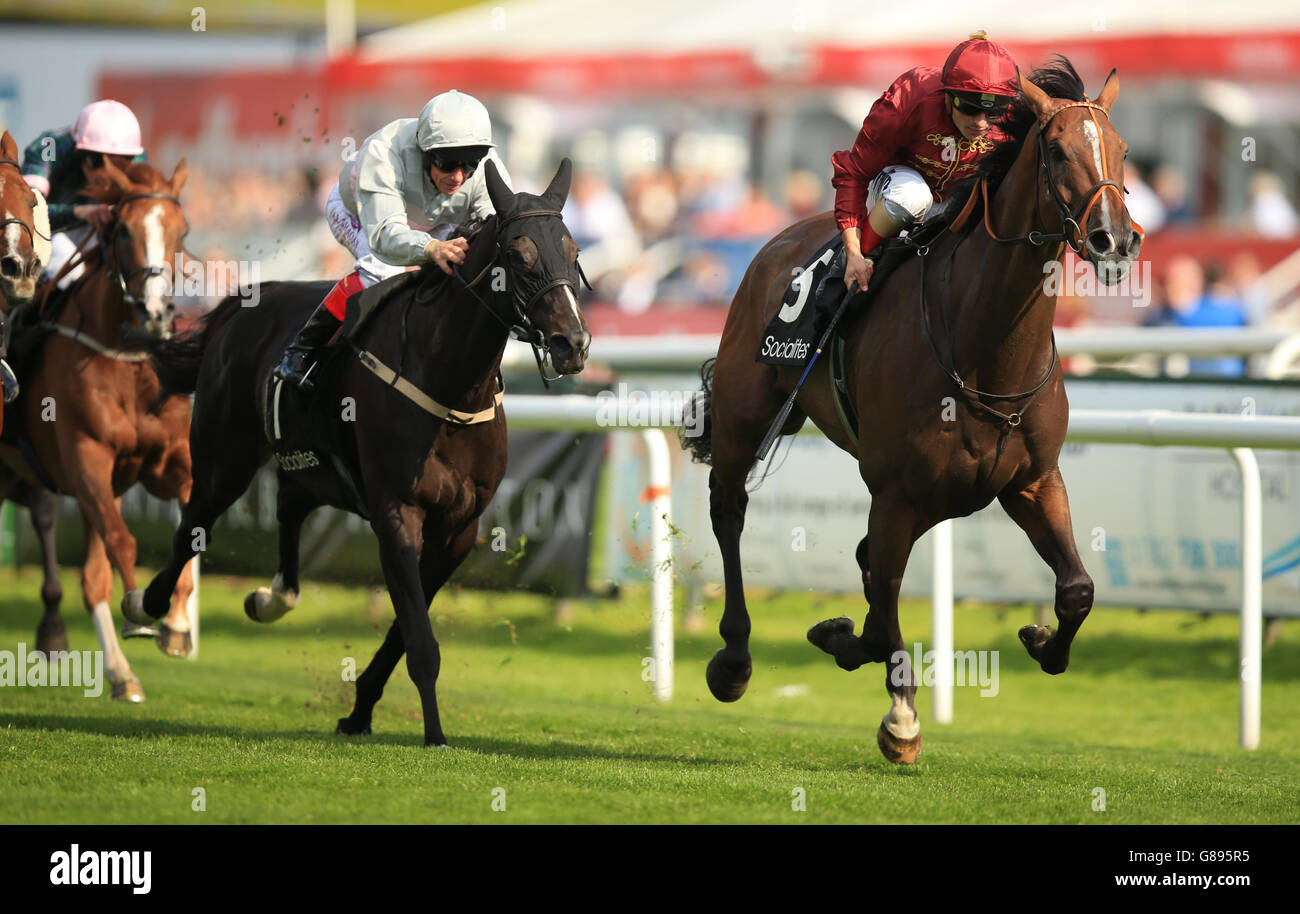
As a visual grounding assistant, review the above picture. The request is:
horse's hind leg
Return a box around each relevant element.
[998,467,1093,675]
[12,482,68,654]
[703,357,795,702]
[138,440,262,623]
[244,475,313,624]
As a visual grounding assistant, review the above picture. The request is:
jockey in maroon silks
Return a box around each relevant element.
[832,31,1021,292]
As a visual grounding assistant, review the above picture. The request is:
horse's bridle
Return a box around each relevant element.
[451,207,590,384]
[103,191,189,306]
[1032,101,1133,255]
[0,157,49,248]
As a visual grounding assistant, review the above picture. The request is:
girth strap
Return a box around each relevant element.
[47,324,150,361]
[356,348,504,425]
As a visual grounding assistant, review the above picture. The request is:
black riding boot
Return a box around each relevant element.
[272,302,342,392]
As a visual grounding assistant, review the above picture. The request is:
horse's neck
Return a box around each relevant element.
[65,261,134,341]
[949,144,1061,391]
[404,230,508,411]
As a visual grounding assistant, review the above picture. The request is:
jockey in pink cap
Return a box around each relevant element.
[832,31,1020,291]
[21,99,148,283]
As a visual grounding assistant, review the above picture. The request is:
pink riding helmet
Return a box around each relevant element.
[72,99,144,156]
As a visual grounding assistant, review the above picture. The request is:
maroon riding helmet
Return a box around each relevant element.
[942,31,1019,110]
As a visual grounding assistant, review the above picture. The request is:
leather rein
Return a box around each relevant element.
[448,207,590,387]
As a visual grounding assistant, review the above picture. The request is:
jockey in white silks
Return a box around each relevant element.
[273,90,513,390]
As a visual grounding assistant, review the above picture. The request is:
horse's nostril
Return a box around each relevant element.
[548,334,574,362]
[1087,231,1115,255]
[0,256,21,279]
[1127,231,1142,255]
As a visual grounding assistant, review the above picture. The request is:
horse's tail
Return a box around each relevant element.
[680,357,715,465]
[129,297,242,397]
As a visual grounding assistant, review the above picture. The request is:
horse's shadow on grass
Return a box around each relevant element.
[0,712,737,767]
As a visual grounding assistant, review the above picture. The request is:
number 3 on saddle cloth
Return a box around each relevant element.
[260,269,427,520]
[755,223,943,367]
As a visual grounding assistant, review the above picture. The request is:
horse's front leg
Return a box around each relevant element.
[998,466,1094,675]
[371,499,446,747]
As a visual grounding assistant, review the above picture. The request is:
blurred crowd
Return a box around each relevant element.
[175,136,1300,376]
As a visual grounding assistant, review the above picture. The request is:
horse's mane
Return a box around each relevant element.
[947,55,1088,217]
[86,161,171,205]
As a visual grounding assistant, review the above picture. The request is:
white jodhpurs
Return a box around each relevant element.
[866,165,935,226]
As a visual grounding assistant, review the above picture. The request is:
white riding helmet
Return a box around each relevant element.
[72,99,144,156]
[416,90,494,151]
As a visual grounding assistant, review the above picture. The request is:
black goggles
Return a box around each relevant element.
[426,151,486,176]
[950,92,1011,116]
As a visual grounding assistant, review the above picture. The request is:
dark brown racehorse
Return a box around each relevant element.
[684,59,1142,764]
[0,158,196,702]
[128,159,589,745]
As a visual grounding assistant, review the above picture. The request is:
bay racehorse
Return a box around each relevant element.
[683,58,1142,763]
[0,158,196,702]
[126,159,589,745]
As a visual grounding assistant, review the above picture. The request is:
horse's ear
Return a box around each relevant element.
[170,157,188,196]
[1096,68,1119,115]
[101,157,133,194]
[0,130,17,161]
[543,157,572,208]
[1018,72,1053,122]
[483,158,514,218]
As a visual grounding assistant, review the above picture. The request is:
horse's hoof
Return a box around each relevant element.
[35,619,69,655]
[120,619,158,639]
[705,650,752,702]
[1018,625,1067,674]
[335,717,371,736]
[807,617,866,671]
[876,722,923,765]
[111,678,146,703]
[244,588,271,622]
[120,590,153,627]
[156,624,192,658]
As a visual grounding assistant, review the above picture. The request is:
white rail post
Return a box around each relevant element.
[642,430,674,701]
[931,519,954,724]
[1231,448,1262,750]
[186,556,200,661]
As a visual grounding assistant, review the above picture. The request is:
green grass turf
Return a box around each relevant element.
[0,567,1296,823]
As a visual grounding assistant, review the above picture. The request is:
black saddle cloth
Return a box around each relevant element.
[755,217,949,367]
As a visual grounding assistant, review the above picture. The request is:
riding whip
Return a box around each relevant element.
[755,280,858,461]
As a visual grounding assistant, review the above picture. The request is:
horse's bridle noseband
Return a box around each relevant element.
[104,191,189,306]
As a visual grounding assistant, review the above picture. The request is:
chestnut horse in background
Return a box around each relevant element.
[0,130,69,664]
[0,158,196,702]
[0,129,47,423]
[684,58,1143,763]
